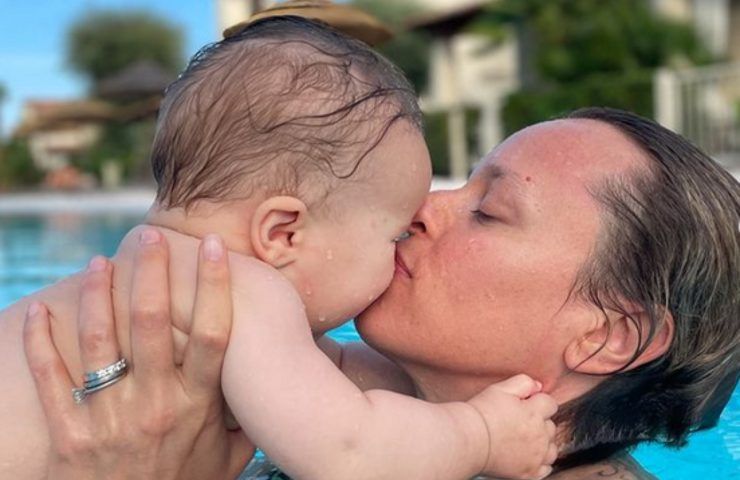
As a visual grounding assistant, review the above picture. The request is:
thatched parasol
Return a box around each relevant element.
[223,0,393,46]
[97,60,175,100]
[14,100,115,137]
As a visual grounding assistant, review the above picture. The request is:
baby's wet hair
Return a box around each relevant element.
[151,16,422,210]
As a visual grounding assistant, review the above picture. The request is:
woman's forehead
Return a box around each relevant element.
[484,119,646,185]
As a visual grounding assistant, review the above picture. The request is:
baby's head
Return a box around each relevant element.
[147,17,431,330]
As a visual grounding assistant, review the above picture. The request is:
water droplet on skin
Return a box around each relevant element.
[305,288,313,296]
[326,249,334,260]
[318,315,327,323]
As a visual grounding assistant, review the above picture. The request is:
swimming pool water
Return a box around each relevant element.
[1,213,737,479]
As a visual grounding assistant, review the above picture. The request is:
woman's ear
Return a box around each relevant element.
[250,196,308,269]
[564,307,674,375]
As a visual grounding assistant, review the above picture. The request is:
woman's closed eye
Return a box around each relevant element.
[471,209,497,224]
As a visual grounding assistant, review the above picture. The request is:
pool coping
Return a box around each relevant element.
[0,178,469,215]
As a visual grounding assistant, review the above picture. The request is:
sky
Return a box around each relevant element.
[0,0,219,136]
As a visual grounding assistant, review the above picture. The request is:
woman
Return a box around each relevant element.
[24,108,739,479]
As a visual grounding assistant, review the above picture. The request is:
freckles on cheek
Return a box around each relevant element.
[431,240,487,302]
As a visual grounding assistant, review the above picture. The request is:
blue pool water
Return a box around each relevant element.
[1,213,738,479]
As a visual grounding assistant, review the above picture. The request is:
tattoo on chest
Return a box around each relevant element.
[592,457,652,480]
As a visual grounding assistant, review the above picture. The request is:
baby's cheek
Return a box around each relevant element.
[382,250,397,286]
[368,247,396,302]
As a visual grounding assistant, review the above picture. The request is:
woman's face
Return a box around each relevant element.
[356,119,645,393]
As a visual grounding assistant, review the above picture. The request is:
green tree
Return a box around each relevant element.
[0,83,6,138]
[470,0,712,133]
[72,119,156,182]
[67,10,184,86]
[0,139,43,190]
[351,0,431,93]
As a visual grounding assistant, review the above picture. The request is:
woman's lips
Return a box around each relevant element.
[394,251,412,278]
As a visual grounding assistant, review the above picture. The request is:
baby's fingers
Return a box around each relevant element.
[535,465,553,480]
[528,392,558,419]
[490,373,542,399]
[545,439,558,465]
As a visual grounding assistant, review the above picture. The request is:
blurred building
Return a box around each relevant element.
[415,0,740,173]
[653,0,740,59]
[14,61,170,180]
[14,100,109,172]
[654,0,740,167]
[410,0,514,177]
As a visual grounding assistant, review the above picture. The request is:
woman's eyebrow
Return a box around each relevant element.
[484,164,531,212]
[487,164,508,181]
[486,164,525,189]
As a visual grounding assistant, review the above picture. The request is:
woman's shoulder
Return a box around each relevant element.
[547,454,657,480]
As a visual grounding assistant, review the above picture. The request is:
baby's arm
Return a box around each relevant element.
[222,256,557,480]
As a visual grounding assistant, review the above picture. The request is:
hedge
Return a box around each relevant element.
[501,71,654,135]
[423,108,481,176]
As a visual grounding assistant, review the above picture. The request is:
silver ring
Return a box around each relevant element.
[83,370,125,390]
[84,358,127,383]
[73,358,129,404]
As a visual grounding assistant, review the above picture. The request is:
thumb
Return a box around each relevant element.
[491,374,542,399]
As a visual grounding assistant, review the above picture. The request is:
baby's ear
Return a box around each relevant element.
[250,196,308,268]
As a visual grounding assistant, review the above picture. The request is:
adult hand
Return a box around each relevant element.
[23,229,253,479]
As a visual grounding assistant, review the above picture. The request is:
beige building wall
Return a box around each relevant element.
[652,0,693,20]
[422,30,519,158]
[215,0,279,35]
[28,125,101,171]
[413,0,488,14]
[653,0,735,57]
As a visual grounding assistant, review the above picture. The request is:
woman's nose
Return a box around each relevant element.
[409,189,457,237]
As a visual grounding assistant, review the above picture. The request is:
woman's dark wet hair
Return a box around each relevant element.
[151,16,421,209]
[556,107,740,466]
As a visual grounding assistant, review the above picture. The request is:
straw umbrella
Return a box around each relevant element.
[223,0,393,46]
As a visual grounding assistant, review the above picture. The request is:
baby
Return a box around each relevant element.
[0,17,557,480]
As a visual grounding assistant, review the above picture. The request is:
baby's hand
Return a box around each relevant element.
[467,374,558,480]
